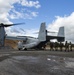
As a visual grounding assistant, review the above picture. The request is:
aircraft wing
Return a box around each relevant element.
[6,36,27,41]
[46,36,65,42]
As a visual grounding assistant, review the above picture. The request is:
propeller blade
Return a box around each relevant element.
[32,31,39,34]
[20,28,26,32]
[5,23,25,26]
[30,30,56,34]
[0,23,25,27]
[47,31,56,33]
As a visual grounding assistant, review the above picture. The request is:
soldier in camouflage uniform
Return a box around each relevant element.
[50,42,54,51]
[69,42,72,51]
[54,42,58,51]
[65,41,69,52]
[59,42,63,51]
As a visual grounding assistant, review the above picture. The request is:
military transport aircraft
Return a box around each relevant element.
[0,22,65,50]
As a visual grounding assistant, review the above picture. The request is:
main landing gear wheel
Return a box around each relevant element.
[24,48,27,50]
[18,48,22,50]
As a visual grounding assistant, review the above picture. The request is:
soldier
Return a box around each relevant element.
[49,42,54,51]
[59,42,63,51]
[65,41,69,52]
[54,42,58,51]
[69,42,72,51]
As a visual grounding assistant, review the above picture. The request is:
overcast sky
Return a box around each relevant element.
[1,0,74,43]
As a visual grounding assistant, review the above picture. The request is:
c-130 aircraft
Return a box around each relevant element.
[0,22,65,50]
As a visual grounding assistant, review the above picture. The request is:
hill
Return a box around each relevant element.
[5,40,19,49]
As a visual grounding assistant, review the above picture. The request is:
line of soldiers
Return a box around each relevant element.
[49,41,73,52]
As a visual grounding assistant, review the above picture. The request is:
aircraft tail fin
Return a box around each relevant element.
[38,22,46,42]
[58,26,65,37]
[57,26,65,42]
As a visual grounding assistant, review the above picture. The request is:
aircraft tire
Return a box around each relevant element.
[24,48,27,50]
[18,48,21,50]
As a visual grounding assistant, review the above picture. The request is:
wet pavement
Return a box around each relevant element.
[0,50,74,75]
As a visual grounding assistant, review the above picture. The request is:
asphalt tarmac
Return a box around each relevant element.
[0,49,74,75]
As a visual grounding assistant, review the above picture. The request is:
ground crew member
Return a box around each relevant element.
[50,42,54,51]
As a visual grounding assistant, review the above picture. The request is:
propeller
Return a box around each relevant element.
[0,23,25,27]
[20,28,26,32]
[33,30,56,34]
[46,30,56,33]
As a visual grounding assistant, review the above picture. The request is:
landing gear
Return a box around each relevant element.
[24,48,27,50]
[18,48,22,50]
[18,48,27,51]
